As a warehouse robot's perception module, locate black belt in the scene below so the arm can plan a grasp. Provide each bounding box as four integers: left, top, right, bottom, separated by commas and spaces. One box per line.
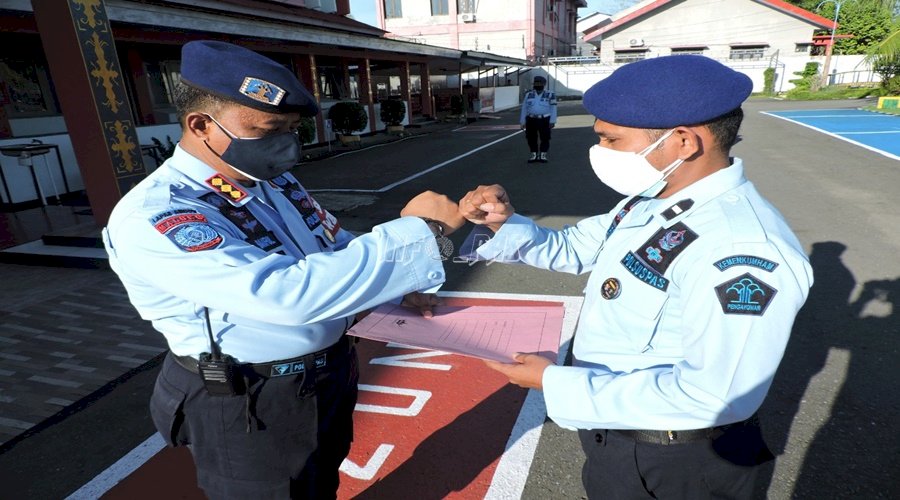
612, 413, 760, 445
528, 114, 549, 119
172, 335, 351, 378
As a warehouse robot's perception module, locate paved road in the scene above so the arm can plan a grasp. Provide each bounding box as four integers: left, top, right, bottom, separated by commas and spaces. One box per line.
1, 98, 898, 499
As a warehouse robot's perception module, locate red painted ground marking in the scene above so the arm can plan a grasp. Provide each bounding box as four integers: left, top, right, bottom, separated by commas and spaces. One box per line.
102, 297, 562, 499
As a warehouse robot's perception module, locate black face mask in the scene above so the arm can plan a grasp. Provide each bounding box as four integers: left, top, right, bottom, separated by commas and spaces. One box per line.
205, 115, 302, 181
534, 85, 545, 92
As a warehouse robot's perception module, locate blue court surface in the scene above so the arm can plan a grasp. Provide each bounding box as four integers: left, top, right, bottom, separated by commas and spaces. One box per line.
762, 109, 900, 161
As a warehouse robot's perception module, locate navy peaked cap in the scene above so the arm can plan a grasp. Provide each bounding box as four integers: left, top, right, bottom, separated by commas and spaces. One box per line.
533, 75, 547, 83
180, 41, 318, 116
583, 55, 752, 128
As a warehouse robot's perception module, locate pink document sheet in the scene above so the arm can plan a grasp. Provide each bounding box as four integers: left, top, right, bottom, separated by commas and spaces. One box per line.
348, 303, 565, 362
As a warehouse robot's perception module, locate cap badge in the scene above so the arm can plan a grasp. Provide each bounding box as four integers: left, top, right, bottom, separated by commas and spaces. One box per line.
239, 77, 285, 106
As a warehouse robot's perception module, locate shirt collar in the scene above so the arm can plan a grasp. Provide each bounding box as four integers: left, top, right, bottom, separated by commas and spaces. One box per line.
166, 145, 258, 206
649, 157, 748, 227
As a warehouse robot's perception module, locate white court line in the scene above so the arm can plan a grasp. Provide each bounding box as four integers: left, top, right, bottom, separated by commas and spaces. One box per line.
760, 111, 900, 162
68, 291, 583, 499
835, 130, 900, 135
770, 114, 885, 118
308, 130, 522, 194
65, 433, 166, 499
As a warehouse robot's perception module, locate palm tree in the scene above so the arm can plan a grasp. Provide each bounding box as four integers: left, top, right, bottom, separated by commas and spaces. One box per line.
872, 30, 900, 59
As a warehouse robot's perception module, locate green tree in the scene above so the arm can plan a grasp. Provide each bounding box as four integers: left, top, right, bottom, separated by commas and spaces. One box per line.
785, 0, 897, 54
821, 0, 896, 54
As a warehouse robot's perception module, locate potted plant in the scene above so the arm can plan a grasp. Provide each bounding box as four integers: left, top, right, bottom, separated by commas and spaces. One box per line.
327, 101, 368, 145
380, 98, 406, 134
297, 115, 317, 145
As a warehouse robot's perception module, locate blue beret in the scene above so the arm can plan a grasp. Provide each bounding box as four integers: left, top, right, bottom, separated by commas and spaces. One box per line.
583, 55, 752, 128
533, 76, 547, 83
180, 41, 318, 116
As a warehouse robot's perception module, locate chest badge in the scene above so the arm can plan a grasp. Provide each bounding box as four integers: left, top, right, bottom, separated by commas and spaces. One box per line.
601, 278, 621, 300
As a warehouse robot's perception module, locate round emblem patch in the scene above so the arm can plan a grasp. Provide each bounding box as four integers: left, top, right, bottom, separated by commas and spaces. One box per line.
601, 278, 621, 300
171, 223, 223, 252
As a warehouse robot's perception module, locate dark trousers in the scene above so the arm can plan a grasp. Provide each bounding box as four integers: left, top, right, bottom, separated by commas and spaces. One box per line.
150, 345, 359, 500
578, 423, 773, 499
525, 116, 552, 153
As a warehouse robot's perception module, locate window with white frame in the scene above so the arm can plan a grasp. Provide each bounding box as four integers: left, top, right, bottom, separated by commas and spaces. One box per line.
384, 0, 402, 18
432, 0, 449, 15
729, 44, 767, 60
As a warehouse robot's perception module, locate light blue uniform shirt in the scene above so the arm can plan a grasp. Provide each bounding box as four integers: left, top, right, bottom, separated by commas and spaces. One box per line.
519, 89, 558, 125
475, 159, 813, 430
103, 146, 445, 363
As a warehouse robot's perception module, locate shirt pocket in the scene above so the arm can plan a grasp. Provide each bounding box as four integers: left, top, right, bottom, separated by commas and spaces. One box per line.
603, 274, 669, 353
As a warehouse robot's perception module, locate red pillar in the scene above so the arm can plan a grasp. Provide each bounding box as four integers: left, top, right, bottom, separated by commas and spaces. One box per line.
294, 53, 325, 143
357, 59, 377, 132
419, 64, 434, 119
31, 0, 146, 225
399, 61, 411, 122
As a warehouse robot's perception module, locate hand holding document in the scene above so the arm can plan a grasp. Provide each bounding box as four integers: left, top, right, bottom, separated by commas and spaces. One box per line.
348, 301, 564, 363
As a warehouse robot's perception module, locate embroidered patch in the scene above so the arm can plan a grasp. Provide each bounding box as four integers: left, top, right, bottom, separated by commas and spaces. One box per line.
713, 255, 779, 273
601, 278, 621, 299
205, 173, 248, 202
150, 209, 208, 234
239, 77, 285, 106
638, 222, 698, 274
714, 272, 777, 316
167, 222, 223, 252
620, 251, 669, 291
661, 199, 694, 221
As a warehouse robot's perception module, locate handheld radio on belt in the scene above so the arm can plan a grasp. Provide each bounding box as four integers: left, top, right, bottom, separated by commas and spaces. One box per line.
198, 308, 242, 396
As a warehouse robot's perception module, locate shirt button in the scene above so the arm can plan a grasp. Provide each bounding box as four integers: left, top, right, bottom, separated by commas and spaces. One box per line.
427, 271, 442, 280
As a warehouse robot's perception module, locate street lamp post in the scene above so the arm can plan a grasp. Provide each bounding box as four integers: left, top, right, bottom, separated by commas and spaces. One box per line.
817, 0, 848, 89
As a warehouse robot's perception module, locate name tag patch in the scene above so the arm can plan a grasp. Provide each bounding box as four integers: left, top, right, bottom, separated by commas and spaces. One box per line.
714, 273, 777, 316
713, 255, 778, 272
621, 251, 669, 291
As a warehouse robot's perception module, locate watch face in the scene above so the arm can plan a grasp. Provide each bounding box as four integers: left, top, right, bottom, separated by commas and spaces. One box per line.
436, 236, 454, 260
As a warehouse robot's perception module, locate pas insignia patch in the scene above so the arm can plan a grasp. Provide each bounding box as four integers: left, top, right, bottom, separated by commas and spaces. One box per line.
713, 255, 778, 273
601, 278, 621, 299
714, 272, 777, 316
638, 222, 698, 274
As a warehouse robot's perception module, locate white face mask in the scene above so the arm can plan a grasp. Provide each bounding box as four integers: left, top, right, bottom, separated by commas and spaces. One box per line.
589, 129, 685, 197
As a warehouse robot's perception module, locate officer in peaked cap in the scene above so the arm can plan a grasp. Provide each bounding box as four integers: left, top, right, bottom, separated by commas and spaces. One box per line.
519, 74, 557, 163
460, 55, 813, 499
103, 40, 466, 499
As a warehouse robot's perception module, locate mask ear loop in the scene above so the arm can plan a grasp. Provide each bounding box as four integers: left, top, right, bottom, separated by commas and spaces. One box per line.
638, 129, 676, 156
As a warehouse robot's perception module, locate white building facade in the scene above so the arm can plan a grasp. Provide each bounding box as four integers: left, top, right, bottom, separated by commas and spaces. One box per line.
583, 0, 833, 64
378, 0, 588, 63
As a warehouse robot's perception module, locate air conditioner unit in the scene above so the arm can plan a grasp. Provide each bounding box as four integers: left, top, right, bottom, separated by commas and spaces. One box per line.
458, 13, 476, 23
629, 38, 645, 47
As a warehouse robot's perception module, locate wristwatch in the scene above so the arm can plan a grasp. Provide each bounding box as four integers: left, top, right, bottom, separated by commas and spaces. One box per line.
420, 218, 453, 260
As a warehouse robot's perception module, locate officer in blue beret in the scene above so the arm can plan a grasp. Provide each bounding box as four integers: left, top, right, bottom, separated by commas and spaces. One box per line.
460, 55, 813, 499
519, 75, 557, 163
102, 40, 465, 499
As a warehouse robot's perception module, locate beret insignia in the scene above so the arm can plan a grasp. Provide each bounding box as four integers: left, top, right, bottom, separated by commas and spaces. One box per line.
239, 77, 285, 106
